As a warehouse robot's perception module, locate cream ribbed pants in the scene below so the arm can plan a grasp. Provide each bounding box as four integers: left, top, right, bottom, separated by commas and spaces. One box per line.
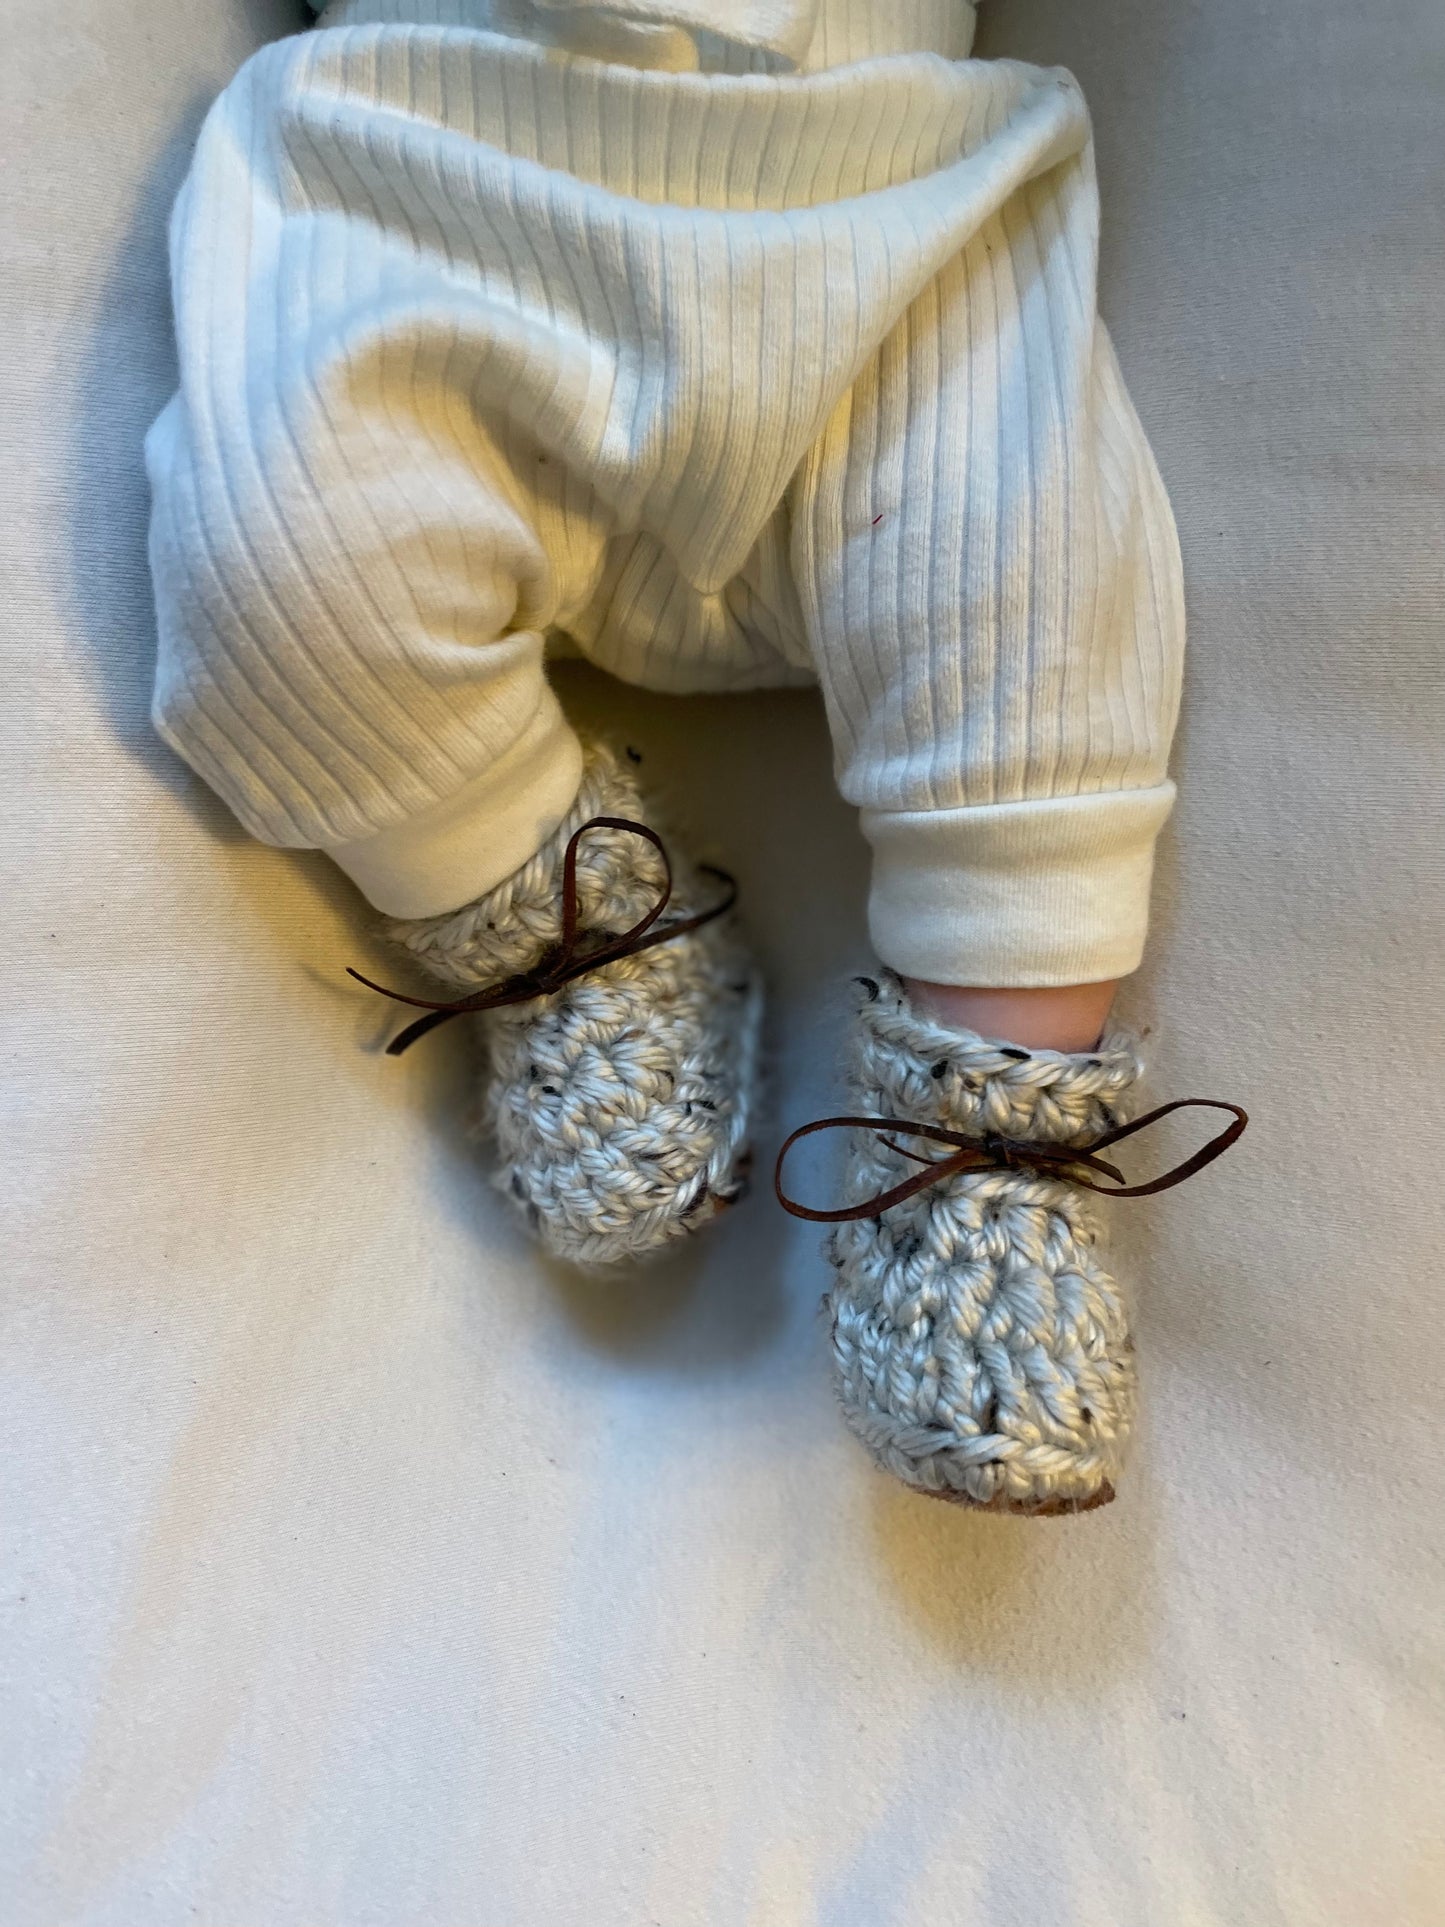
146, 1, 1185, 985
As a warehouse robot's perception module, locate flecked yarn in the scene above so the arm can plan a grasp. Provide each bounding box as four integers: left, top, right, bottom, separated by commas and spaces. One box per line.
387, 745, 762, 1267
826, 973, 1143, 1513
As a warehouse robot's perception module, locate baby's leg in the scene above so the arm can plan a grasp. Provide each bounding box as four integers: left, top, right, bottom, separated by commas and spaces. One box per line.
146, 54, 761, 1262
146, 62, 586, 918
788, 89, 1186, 1508
792, 118, 1183, 1033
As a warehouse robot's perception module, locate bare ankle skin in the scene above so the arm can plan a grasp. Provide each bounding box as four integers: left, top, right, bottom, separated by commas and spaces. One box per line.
899, 979, 1121, 1054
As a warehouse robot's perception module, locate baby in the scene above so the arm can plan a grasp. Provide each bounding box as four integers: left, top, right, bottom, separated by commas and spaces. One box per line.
148, 0, 1227, 1513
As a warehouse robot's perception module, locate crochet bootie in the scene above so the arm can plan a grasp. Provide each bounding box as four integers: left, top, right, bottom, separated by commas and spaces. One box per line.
385, 746, 762, 1267
821, 974, 1143, 1513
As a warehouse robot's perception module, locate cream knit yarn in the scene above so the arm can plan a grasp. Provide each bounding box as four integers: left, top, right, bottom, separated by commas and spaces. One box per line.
826, 974, 1143, 1513
386, 745, 762, 1267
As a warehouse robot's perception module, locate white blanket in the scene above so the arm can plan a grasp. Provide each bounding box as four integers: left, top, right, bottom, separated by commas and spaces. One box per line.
3, 1, 1442, 1920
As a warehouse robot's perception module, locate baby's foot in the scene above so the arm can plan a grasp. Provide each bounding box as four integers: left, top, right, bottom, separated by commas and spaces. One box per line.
818, 974, 1141, 1512
384, 745, 761, 1268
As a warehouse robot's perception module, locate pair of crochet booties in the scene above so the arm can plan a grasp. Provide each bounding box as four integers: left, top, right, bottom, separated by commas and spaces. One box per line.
370, 746, 1158, 1515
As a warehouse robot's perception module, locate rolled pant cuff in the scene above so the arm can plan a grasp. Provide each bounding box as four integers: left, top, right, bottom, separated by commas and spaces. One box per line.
861, 782, 1177, 987
324, 702, 585, 919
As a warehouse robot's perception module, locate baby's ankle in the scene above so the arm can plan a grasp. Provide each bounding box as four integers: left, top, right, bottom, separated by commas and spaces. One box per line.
899, 978, 1121, 1054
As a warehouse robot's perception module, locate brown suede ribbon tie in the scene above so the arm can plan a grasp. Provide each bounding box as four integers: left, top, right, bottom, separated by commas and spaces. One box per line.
348, 815, 737, 1057
774, 1096, 1249, 1222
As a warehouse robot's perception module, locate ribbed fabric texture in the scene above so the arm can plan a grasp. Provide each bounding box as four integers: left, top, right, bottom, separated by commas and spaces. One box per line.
314, 0, 979, 72
147, 0, 1184, 983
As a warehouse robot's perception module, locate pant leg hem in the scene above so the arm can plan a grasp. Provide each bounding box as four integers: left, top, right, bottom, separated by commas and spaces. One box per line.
861, 782, 1176, 987
324, 700, 585, 918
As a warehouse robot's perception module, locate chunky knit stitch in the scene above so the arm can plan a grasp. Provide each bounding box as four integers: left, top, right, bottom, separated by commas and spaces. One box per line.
826, 974, 1142, 1513
389, 746, 762, 1266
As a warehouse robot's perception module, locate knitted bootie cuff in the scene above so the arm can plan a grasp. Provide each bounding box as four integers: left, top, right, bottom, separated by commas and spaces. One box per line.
384, 743, 673, 990
849, 971, 1142, 1147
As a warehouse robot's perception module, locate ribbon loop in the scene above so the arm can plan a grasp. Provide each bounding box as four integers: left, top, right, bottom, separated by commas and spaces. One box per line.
774, 1097, 1247, 1222
348, 816, 737, 1056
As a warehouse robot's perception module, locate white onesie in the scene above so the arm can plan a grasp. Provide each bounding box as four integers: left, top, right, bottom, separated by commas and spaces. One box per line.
146, 0, 1183, 985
